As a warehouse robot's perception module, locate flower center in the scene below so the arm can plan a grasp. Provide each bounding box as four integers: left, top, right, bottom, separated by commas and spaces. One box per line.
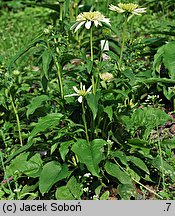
78, 89, 87, 96
79, 11, 105, 21
118, 3, 138, 12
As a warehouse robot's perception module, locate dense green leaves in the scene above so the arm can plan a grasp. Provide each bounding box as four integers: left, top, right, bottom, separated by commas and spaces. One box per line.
122, 107, 171, 139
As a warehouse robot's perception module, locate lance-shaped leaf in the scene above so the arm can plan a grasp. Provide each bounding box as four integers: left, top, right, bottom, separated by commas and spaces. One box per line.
105, 160, 131, 184
27, 95, 49, 118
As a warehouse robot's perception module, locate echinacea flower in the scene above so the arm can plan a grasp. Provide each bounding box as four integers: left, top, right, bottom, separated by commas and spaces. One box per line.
100, 72, 114, 82
109, 3, 146, 16
65, 83, 92, 103
70, 11, 111, 32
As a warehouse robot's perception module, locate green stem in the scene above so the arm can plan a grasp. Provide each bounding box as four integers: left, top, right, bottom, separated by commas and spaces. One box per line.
90, 27, 96, 94
10, 93, 23, 147
119, 17, 127, 70
82, 99, 89, 143
59, 3, 63, 21
53, 38, 64, 100
55, 59, 64, 100
90, 27, 93, 62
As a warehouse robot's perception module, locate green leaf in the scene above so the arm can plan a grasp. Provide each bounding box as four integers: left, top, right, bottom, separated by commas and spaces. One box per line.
104, 161, 131, 184
86, 92, 100, 120
153, 44, 164, 74
104, 106, 113, 121
67, 176, 83, 199
126, 168, 140, 182
153, 41, 175, 79
163, 41, 175, 79
117, 184, 136, 200
111, 150, 128, 166
72, 139, 106, 177
39, 161, 70, 194
55, 186, 74, 200
6, 152, 42, 178
127, 156, 150, 174
0, 189, 5, 199
100, 191, 110, 200
7, 39, 44, 70
59, 140, 73, 161
28, 113, 63, 143
19, 182, 39, 199
55, 176, 83, 200
27, 95, 49, 118
95, 185, 103, 196
42, 49, 52, 80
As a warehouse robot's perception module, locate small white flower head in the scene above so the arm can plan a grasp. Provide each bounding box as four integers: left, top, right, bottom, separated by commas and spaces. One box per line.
65, 83, 92, 103
100, 72, 114, 82
70, 11, 111, 32
109, 3, 146, 16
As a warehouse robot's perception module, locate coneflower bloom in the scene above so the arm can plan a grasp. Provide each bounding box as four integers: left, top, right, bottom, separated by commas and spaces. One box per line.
109, 3, 146, 16
70, 11, 111, 32
100, 72, 114, 82
65, 83, 92, 103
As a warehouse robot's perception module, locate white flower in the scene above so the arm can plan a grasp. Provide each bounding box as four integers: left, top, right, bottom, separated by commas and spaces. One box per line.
109, 3, 146, 16
100, 72, 114, 82
65, 83, 92, 103
70, 11, 111, 32
84, 173, 91, 178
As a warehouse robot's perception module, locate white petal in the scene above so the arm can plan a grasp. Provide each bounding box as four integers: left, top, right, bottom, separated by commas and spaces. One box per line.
134, 8, 146, 13
85, 21, 92, 29
73, 86, 79, 93
70, 22, 77, 31
109, 4, 124, 13
102, 18, 111, 26
74, 21, 86, 32
94, 20, 99, 27
65, 93, 78, 97
78, 96, 83, 103
87, 86, 92, 93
